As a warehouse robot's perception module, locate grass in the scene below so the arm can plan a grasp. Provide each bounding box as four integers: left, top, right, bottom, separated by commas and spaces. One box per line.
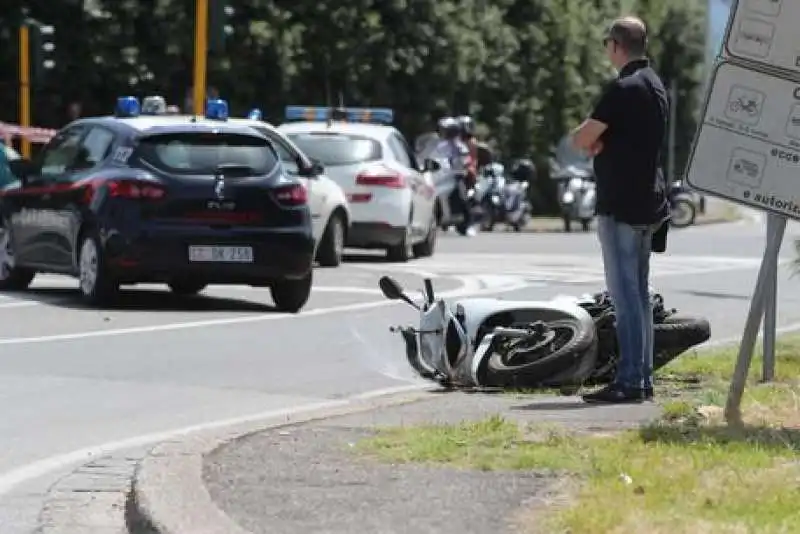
355, 335, 800, 534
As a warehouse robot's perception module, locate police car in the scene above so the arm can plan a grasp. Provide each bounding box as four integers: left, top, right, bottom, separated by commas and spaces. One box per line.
278, 106, 439, 262
0, 96, 316, 312
226, 110, 350, 267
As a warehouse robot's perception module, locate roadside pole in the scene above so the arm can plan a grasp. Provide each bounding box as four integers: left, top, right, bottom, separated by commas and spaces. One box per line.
18, 23, 31, 159
193, 0, 209, 116
684, 0, 796, 424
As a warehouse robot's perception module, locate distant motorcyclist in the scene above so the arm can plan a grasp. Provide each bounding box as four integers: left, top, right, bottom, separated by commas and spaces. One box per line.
435, 117, 470, 171
457, 115, 493, 174
435, 117, 475, 236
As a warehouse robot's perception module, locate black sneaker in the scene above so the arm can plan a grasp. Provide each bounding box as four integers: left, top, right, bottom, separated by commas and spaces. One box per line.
643, 386, 654, 401
582, 384, 644, 404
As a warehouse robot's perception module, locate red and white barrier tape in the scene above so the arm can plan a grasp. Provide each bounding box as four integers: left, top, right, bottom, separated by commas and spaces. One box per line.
0, 122, 57, 144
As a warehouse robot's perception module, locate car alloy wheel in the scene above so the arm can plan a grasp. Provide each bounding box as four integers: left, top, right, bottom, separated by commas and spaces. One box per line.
79, 238, 100, 296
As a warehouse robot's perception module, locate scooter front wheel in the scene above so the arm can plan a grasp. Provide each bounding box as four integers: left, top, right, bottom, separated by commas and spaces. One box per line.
485, 318, 597, 387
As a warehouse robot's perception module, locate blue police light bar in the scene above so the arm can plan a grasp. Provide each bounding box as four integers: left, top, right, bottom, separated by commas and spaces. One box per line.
247, 108, 262, 120
115, 96, 140, 118
284, 106, 393, 125
205, 99, 229, 121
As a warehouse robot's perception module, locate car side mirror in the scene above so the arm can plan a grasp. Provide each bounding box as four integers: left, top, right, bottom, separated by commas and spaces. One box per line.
423, 159, 441, 172
299, 159, 324, 178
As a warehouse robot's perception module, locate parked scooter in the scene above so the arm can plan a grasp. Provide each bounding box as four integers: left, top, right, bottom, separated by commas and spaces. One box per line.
550, 136, 596, 232
476, 163, 531, 232
476, 163, 505, 231
379, 275, 710, 390
669, 179, 697, 228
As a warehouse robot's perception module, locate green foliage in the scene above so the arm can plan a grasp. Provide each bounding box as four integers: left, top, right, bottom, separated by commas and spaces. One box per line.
0, 0, 707, 213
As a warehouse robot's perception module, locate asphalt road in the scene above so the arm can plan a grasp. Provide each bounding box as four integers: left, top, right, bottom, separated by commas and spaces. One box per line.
2, 215, 800, 532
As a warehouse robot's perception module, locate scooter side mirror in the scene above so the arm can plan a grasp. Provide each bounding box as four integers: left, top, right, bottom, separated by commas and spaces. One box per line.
379, 276, 419, 309
379, 276, 404, 300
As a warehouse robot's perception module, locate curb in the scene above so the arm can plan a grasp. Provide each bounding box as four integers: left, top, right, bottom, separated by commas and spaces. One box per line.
520, 212, 742, 234
129, 389, 436, 534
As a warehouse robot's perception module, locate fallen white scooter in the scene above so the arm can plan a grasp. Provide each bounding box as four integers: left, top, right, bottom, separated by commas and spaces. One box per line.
379, 276, 710, 390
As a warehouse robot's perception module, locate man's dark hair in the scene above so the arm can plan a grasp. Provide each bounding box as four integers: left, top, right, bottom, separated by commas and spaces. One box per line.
606, 16, 648, 57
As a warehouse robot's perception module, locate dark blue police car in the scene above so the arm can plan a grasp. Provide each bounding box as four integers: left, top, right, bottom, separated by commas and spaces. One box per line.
0, 97, 317, 312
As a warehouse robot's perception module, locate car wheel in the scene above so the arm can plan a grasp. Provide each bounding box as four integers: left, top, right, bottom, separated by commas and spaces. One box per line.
316, 212, 345, 267
412, 215, 437, 258
271, 271, 312, 313
386, 214, 412, 262
0, 221, 35, 291
78, 231, 118, 305
168, 280, 207, 296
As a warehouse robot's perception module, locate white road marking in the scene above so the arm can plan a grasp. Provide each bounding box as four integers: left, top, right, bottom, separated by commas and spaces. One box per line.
0, 276, 533, 346
0, 301, 38, 309
307, 286, 382, 295
0, 383, 429, 497
354, 253, 771, 284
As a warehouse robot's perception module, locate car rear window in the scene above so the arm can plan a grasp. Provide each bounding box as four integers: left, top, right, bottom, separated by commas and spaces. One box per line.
286, 132, 381, 166
137, 132, 278, 175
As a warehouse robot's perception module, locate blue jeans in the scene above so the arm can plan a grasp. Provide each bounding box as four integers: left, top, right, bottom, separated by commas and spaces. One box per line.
597, 215, 654, 390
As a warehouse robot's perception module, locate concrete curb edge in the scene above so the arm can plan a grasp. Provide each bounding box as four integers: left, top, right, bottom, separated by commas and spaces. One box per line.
129, 389, 436, 534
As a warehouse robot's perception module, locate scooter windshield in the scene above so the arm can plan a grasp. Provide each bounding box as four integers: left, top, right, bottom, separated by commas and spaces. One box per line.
554, 135, 592, 172
418, 300, 450, 376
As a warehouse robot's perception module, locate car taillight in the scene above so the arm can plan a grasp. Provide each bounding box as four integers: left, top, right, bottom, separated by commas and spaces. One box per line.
356, 167, 406, 189
107, 180, 166, 200
274, 184, 307, 206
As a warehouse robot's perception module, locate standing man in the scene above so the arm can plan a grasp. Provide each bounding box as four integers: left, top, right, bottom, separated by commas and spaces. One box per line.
571, 16, 670, 404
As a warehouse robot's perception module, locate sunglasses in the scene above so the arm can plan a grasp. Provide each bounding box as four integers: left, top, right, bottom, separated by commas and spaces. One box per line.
603, 37, 616, 47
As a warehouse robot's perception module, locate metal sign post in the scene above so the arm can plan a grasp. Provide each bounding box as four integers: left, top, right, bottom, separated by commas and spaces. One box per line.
684, 0, 799, 424
723, 213, 785, 424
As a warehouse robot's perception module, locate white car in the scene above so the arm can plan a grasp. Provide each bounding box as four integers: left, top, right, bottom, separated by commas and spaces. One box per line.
225, 117, 352, 267
278, 106, 439, 262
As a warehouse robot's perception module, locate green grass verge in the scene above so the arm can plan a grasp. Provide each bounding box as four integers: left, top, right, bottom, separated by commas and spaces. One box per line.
356, 335, 800, 534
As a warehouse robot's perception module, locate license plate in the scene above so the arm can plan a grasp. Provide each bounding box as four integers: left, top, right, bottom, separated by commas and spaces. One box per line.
188, 246, 254, 263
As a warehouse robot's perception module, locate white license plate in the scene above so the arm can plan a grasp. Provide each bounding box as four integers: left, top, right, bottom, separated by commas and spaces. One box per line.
188, 246, 254, 263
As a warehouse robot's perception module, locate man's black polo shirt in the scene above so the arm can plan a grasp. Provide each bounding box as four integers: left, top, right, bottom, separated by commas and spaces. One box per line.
591, 59, 668, 226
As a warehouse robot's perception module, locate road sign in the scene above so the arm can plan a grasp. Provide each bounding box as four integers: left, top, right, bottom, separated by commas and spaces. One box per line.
687, 61, 800, 219
685, 0, 796, 425
725, 0, 800, 74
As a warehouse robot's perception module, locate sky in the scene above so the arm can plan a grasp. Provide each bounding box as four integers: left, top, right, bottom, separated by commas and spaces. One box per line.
707, 0, 734, 66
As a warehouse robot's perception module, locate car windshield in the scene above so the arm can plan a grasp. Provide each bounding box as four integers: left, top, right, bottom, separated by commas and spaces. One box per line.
287, 132, 381, 166
137, 132, 278, 175
554, 135, 592, 169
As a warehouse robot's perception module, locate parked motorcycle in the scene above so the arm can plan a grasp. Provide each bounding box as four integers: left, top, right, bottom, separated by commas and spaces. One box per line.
550, 136, 596, 232
379, 275, 710, 390
669, 179, 697, 228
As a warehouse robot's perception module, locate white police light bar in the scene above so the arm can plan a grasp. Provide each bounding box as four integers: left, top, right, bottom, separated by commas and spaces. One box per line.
247, 108, 262, 120
205, 99, 229, 121
141, 96, 167, 115
284, 106, 393, 125
115, 96, 141, 118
